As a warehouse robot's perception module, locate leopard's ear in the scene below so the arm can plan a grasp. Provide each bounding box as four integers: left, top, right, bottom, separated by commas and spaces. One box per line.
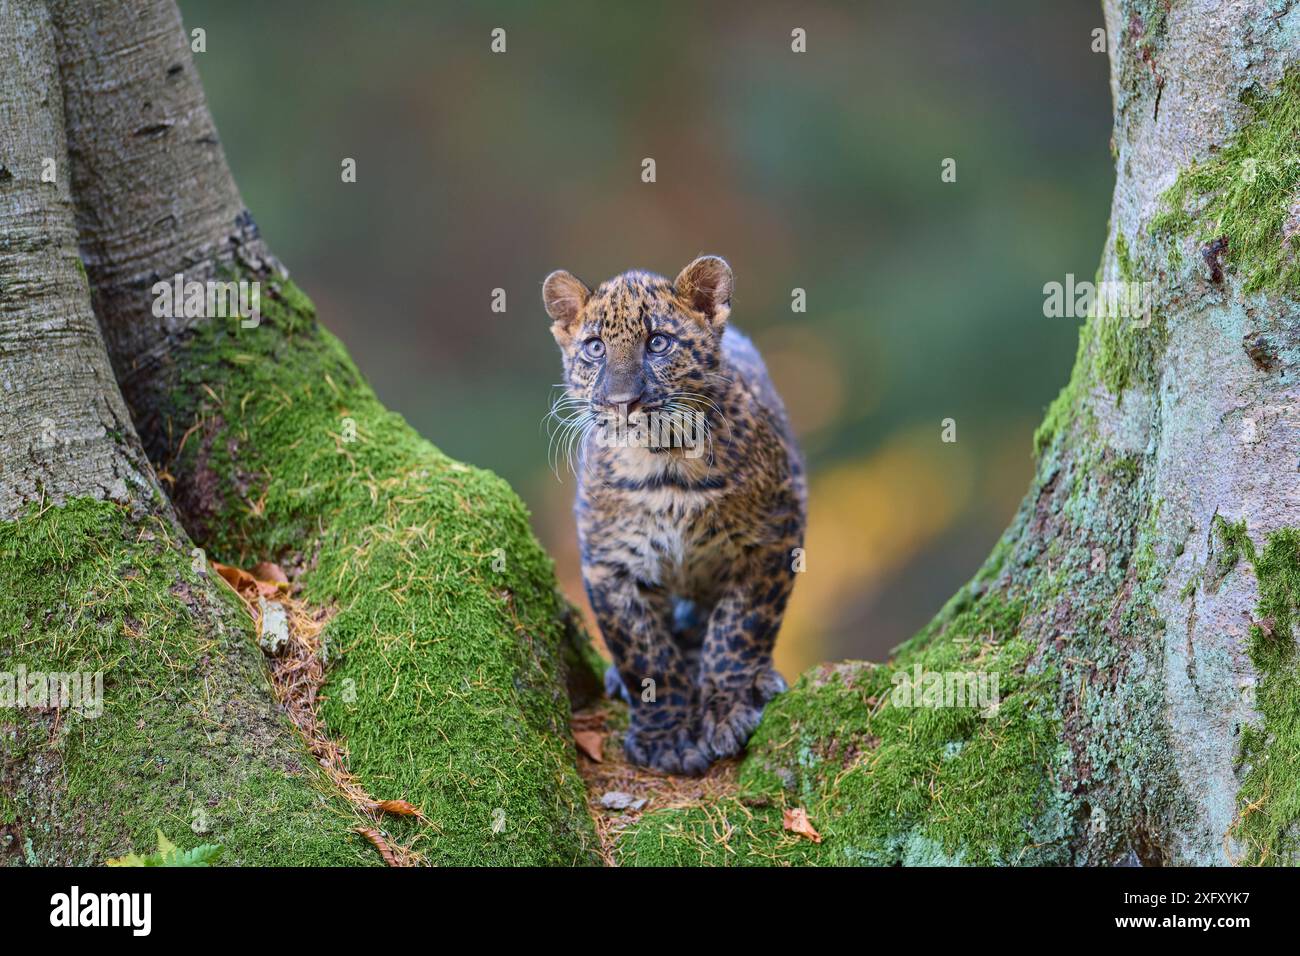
674, 255, 732, 328
542, 270, 590, 342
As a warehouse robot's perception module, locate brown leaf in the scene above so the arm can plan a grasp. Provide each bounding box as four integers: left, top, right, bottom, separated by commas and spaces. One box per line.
783, 807, 822, 843
212, 560, 289, 607
355, 826, 403, 867
254, 580, 286, 600
212, 561, 253, 592
253, 561, 289, 584
369, 799, 422, 818
574, 729, 605, 762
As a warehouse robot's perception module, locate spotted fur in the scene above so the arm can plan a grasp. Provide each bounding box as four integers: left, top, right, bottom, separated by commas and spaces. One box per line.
543, 256, 806, 775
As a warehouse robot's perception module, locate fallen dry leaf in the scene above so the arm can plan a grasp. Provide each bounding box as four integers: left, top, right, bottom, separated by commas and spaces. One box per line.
252, 561, 289, 584
355, 826, 405, 867
783, 807, 822, 843
574, 729, 605, 762
212, 561, 251, 592
212, 560, 288, 603
367, 799, 423, 818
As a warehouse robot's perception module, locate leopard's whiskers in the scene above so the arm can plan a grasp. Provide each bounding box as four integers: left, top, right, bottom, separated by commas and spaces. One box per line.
668, 389, 734, 463
543, 388, 593, 480
660, 397, 713, 466
566, 411, 601, 480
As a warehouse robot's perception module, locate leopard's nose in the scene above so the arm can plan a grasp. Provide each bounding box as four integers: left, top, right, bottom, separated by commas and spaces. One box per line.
606, 390, 643, 412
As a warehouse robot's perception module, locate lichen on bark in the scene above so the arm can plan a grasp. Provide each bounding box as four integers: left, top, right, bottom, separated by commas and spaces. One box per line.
1206, 518, 1300, 864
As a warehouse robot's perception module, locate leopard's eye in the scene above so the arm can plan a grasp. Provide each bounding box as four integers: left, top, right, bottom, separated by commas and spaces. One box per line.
581, 338, 605, 361
647, 333, 672, 354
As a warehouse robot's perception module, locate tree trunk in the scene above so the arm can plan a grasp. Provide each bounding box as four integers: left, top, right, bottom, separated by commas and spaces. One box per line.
45, 0, 602, 865
48, 0, 274, 463
1, 0, 372, 866
0, 0, 147, 517
614, 0, 1300, 866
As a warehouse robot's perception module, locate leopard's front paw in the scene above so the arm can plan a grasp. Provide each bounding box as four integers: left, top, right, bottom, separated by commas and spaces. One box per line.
698, 669, 787, 760
754, 667, 788, 702
698, 693, 763, 761
624, 722, 710, 776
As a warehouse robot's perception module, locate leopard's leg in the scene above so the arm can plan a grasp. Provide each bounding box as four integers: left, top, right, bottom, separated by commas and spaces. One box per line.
584, 562, 709, 775
695, 547, 797, 761
604, 597, 702, 702
671, 597, 706, 682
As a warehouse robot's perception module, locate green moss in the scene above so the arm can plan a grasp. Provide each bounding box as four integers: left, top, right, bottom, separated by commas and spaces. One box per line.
162, 276, 597, 864
614, 800, 799, 866
1107, 455, 1141, 483
1214, 514, 1257, 567
1133, 496, 1162, 580
1150, 70, 1300, 293
618, 597, 1065, 866
1210, 513, 1256, 591
0, 499, 371, 866
1090, 297, 1167, 400
1034, 239, 1168, 451
1032, 252, 1157, 456
1034, 328, 1092, 457
1114, 232, 1135, 281
1202, 516, 1300, 862
1034, 377, 1079, 457
1231, 527, 1300, 864
1092, 231, 1169, 395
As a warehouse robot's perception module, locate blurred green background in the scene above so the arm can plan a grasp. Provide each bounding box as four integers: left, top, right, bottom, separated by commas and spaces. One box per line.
180, 0, 1112, 676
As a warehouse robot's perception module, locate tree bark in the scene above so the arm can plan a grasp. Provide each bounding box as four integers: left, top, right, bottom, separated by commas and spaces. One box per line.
1087, 0, 1300, 866
45, 0, 602, 865
1, 0, 372, 866
48, 0, 272, 463
0, 0, 148, 517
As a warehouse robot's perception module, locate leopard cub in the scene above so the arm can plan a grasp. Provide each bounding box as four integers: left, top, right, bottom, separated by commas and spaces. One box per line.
543, 256, 806, 775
